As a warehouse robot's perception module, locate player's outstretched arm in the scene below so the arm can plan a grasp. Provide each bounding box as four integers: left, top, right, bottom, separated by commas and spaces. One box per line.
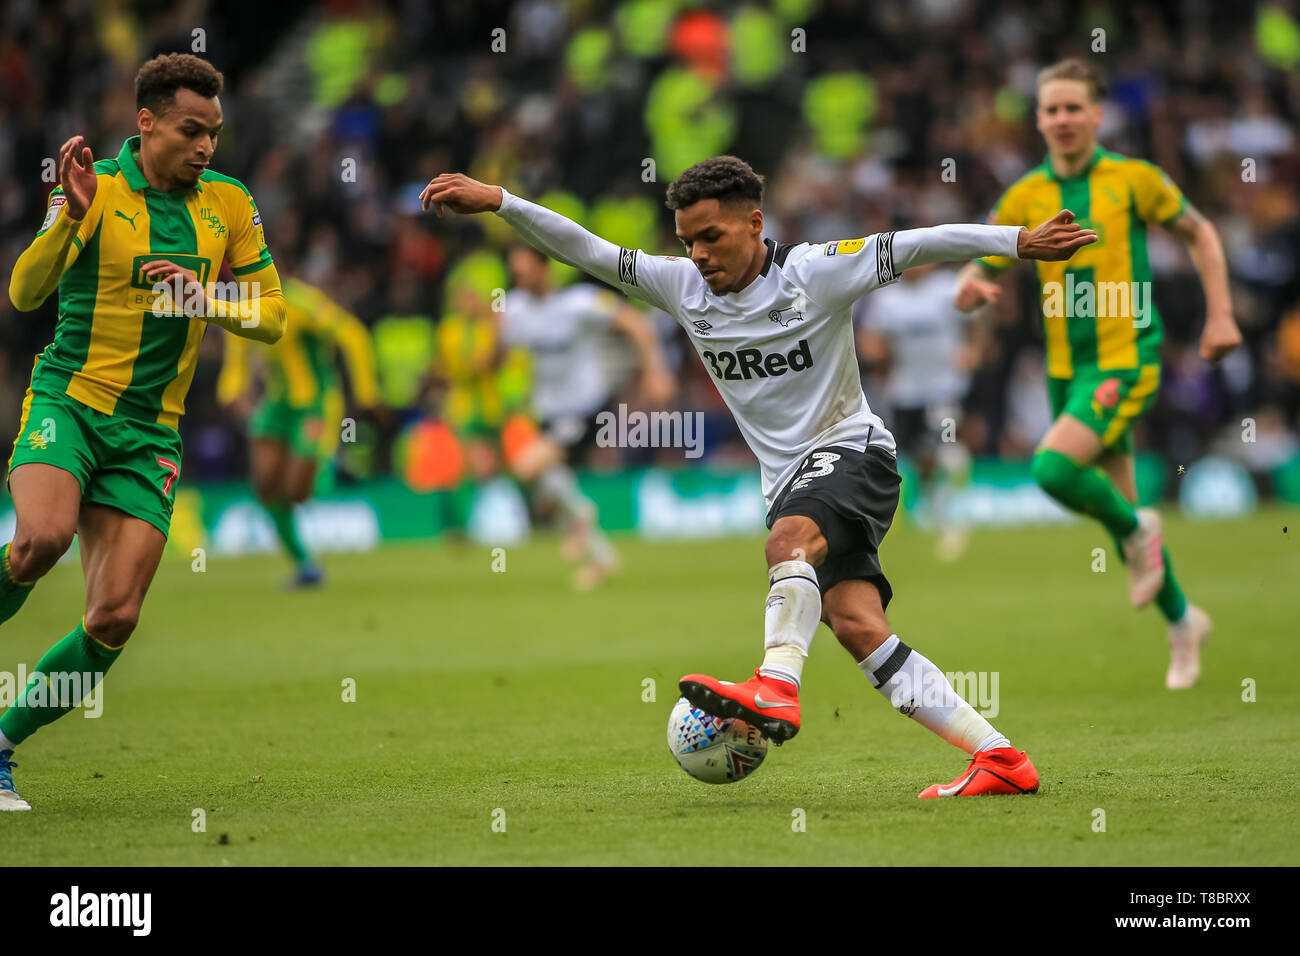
9, 136, 98, 311
1162, 204, 1242, 362
421, 173, 652, 303
812, 211, 1096, 315
948, 210, 1096, 312
895, 209, 1096, 272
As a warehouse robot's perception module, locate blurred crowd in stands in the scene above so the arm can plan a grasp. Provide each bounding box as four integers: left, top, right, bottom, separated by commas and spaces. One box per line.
3, 0, 1299, 489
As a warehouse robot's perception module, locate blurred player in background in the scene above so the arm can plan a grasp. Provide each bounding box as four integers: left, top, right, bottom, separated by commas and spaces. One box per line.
855, 261, 975, 561
424, 284, 536, 537
503, 244, 675, 588
421, 157, 1095, 797
0, 55, 285, 809
954, 58, 1243, 689
218, 270, 381, 587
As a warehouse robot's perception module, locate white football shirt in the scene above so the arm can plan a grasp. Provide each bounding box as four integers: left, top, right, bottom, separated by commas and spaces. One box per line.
496, 188, 1021, 507
854, 269, 973, 410
503, 284, 618, 420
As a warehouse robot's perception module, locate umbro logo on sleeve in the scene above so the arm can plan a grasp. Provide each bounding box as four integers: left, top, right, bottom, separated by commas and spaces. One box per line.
618, 246, 638, 286
877, 231, 897, 284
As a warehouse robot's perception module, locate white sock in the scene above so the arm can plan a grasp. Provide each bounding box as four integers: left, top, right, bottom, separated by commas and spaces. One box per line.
536, 465, 613, 564
0, 729, 16, 753
858, 634, 1011, 754
758, 560, 821, 690
536, 465, 593, 522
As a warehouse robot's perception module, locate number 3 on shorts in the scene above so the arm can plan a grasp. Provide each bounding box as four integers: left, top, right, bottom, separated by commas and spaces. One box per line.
157, 456, 179, 496
791, 451, 840, 491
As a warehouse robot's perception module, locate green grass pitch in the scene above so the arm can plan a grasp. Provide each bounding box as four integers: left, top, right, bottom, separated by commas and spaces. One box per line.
3, 508, 1297, 865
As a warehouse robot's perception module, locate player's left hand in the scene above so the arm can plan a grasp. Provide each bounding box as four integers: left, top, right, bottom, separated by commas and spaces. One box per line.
1199, 313, 1243, 362
142, 260, 208, 315
1017, 209, 1098, 261
419, 173, 504, 216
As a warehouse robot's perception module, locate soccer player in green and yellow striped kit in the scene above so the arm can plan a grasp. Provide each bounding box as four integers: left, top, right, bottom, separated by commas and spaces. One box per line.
218, 275, 381, 586
0, 54, 285, 809
954, 58, 1242, 689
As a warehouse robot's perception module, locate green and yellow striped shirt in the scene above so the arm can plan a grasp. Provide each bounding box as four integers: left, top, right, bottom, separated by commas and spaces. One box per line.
19, 135, 281, 429
979, 145, 1186, 379
218, 277, 380, 410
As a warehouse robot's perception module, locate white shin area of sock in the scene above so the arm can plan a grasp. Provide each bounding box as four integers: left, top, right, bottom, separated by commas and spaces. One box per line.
536, 464, 614, 563
758, 560, 821, 689
0, 729, 16, 753
536, 465, 594, 524
858, 634, 1010, 754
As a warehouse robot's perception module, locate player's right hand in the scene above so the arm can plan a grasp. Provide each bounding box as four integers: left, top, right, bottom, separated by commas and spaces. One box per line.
419, 173, 504, 217
58, 135, 97, 221
1017, 209, 1098, 261
954, 274, 1002, 312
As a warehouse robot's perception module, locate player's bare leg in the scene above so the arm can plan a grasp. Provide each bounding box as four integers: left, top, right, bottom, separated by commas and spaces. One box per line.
251, 437, 287, 503
823, 578, 1037, 797
0, 464, 82, 809
0, 502, 164, 809
1096, 446, 1136, 503
512, 434, 617, 590
284, 455, 318, 506
2, 464, 82, 624
680, 516, 824, 743
78, 504, 167, 649
252, 438, 320, 587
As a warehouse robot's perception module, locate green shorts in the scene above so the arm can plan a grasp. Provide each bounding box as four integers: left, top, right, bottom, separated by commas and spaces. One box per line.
1047, 364, 1161, 455
6, 390, 182, 537
250, 398, 327, 459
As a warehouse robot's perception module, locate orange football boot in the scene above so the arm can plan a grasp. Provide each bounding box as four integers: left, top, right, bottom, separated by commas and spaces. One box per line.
678, 669, 800, 744
917, 747, 1039, 798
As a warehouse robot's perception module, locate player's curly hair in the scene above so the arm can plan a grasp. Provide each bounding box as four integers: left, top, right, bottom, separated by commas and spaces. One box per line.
135, 54, 224, 114
664, 156, 765, 211
1037, 58, 1107, 103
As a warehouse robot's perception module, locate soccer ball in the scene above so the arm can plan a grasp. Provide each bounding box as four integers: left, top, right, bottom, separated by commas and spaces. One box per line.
666, 697, 769, 784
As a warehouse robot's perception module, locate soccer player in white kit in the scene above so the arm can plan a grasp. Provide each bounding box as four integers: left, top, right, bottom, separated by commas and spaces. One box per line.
503, 244, 675, 588
855, 262, 977, 561
421, 156, 1096, 797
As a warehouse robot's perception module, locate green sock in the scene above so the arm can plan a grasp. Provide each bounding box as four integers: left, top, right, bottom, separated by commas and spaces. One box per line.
1154, 547, 1188, 623
266, 504, 309, 567
1104, 523, 1190, 627
0, 542, 36, 627
1031, 449, 1140, 541
0, 620, 122, 746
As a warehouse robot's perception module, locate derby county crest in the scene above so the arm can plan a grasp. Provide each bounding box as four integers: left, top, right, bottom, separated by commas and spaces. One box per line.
768, 306, 804, 327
